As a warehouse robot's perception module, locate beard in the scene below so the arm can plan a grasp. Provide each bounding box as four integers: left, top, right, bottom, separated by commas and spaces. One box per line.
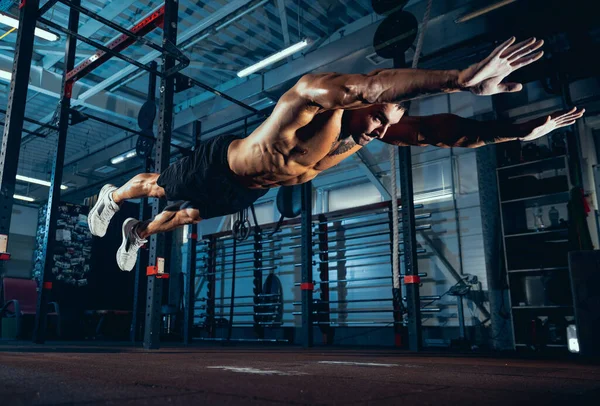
352, 133, 374, 146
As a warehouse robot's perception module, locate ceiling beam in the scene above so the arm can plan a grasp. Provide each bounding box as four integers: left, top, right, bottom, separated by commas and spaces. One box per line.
276, 0, 292, 62
188, 61, 239, 73
76, 0, 263, 104
40, 0, 139, 70
0, 45, 95, 58
0, 54, 142, 125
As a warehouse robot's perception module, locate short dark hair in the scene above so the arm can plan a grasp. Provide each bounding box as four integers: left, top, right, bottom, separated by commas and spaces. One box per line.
396, 101, 409, 111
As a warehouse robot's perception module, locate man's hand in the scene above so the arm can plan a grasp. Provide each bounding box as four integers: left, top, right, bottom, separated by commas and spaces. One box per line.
517, 108, 585, 142
458, 37, 544, 96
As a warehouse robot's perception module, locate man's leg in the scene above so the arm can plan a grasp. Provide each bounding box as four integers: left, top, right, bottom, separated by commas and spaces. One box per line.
116, 202, 201, 271
112, 173, 166, 203
136, 203, 202, 239
88, 173, 165, 238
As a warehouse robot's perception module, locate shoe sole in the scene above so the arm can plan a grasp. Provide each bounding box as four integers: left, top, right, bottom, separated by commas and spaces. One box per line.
117, 218, 136, 272
88, 184, 115, 238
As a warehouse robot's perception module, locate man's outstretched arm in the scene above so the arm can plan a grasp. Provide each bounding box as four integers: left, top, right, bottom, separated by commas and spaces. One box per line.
381, 108, 585, 148
295, 37, 544, 110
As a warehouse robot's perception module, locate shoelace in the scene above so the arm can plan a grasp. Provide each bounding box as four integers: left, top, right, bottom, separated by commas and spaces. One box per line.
122, 236, 147, 265
99, 197, 118, 222
128, 234, 147, 252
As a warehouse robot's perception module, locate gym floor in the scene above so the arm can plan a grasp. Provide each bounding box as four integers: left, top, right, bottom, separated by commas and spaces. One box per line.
1, 343, 599, 405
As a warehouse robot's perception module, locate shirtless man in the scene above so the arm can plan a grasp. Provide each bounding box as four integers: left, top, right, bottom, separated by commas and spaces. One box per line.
87, 37, 585, 271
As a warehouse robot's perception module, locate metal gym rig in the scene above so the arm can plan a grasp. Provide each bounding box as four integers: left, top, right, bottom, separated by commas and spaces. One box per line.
0, 0, 446, 351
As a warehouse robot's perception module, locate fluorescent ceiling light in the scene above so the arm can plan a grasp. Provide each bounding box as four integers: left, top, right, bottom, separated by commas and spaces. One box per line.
16, 175, 68, 190
455, 0, 518, 23
111, 149, 137, 165
14, 194, 34, 202
0, 69, 11, 81
238, 39, 309, 77
0, 13, 59, 41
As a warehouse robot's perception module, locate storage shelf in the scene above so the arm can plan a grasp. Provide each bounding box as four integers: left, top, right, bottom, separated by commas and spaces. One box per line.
497, 155, 566, 171
508, 267, 568, 274
501, 191, 569, 205
512, 305, 572, 310
504, 228, 568, 238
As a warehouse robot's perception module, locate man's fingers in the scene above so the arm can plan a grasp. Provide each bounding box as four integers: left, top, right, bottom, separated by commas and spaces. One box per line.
557, 107, 585, 121
510, 51, 544, 69
557, 120, 577, 128
491, 36, 516, 58
507, 40, 544, 62
502, 37, 536, 59
557, 113, 584, 125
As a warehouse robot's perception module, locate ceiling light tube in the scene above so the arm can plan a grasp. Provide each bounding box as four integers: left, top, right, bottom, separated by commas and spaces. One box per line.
455, 0, 518, 23
111, 149, 137, 165
0, 13, 59, 41
14, 194, 35, 202
237, 39, 309, 78
16, 174, 68, 190
0, 69, 11, 81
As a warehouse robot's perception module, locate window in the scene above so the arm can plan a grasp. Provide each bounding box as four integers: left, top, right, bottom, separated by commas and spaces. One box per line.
328, 182, 382, 212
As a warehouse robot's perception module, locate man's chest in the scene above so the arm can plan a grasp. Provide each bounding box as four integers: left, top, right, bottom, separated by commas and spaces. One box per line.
289, 110, 360, 168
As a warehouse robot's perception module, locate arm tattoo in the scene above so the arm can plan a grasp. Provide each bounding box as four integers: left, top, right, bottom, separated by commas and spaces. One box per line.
329, 138, 357, 156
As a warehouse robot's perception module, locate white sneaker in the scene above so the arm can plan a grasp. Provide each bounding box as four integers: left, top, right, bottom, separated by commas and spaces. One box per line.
116, 218, 147, 272
88, 184, 119, 237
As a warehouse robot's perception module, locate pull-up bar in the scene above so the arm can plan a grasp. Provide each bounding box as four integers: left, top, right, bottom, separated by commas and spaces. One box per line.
40, 0, 267, 121
68, 109, 192, 155
37, 3, 189, 84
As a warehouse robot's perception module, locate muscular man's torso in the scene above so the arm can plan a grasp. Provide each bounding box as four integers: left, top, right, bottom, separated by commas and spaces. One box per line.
228, 108, 362, 189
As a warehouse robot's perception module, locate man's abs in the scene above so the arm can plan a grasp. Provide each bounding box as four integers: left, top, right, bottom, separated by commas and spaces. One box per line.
227, 110, 360, 188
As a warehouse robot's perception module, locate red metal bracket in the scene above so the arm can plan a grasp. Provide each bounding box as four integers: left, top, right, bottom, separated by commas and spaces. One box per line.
300, 283, 314, 291
403, 275, 421, 284
146, 266, 170, 279
64, 80, 75, 98
66, 6, 165, 83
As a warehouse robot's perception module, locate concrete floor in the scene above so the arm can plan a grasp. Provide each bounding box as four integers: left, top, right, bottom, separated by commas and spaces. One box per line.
0, 342, 599, 405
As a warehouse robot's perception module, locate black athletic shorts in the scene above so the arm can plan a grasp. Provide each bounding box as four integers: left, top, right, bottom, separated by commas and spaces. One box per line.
156, 134, 268, 219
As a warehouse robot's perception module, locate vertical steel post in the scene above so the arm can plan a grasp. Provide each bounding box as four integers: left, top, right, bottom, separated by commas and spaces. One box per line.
131, 61, 158, 343
183, 121, 201, 344
206, 237, 217, 338
301, 181, 313, 348
398, 147, 422, 351
388, 203, 404, 347
317, 214, 332, 344
0, 0, 39, 286
144, 0, 178, 350
33, 0, 80, 344
253, 230, 264, 339
392, 50, 421, 352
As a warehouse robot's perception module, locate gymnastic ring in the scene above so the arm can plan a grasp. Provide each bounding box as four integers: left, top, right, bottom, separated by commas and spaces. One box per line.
232, 219, 251, 242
